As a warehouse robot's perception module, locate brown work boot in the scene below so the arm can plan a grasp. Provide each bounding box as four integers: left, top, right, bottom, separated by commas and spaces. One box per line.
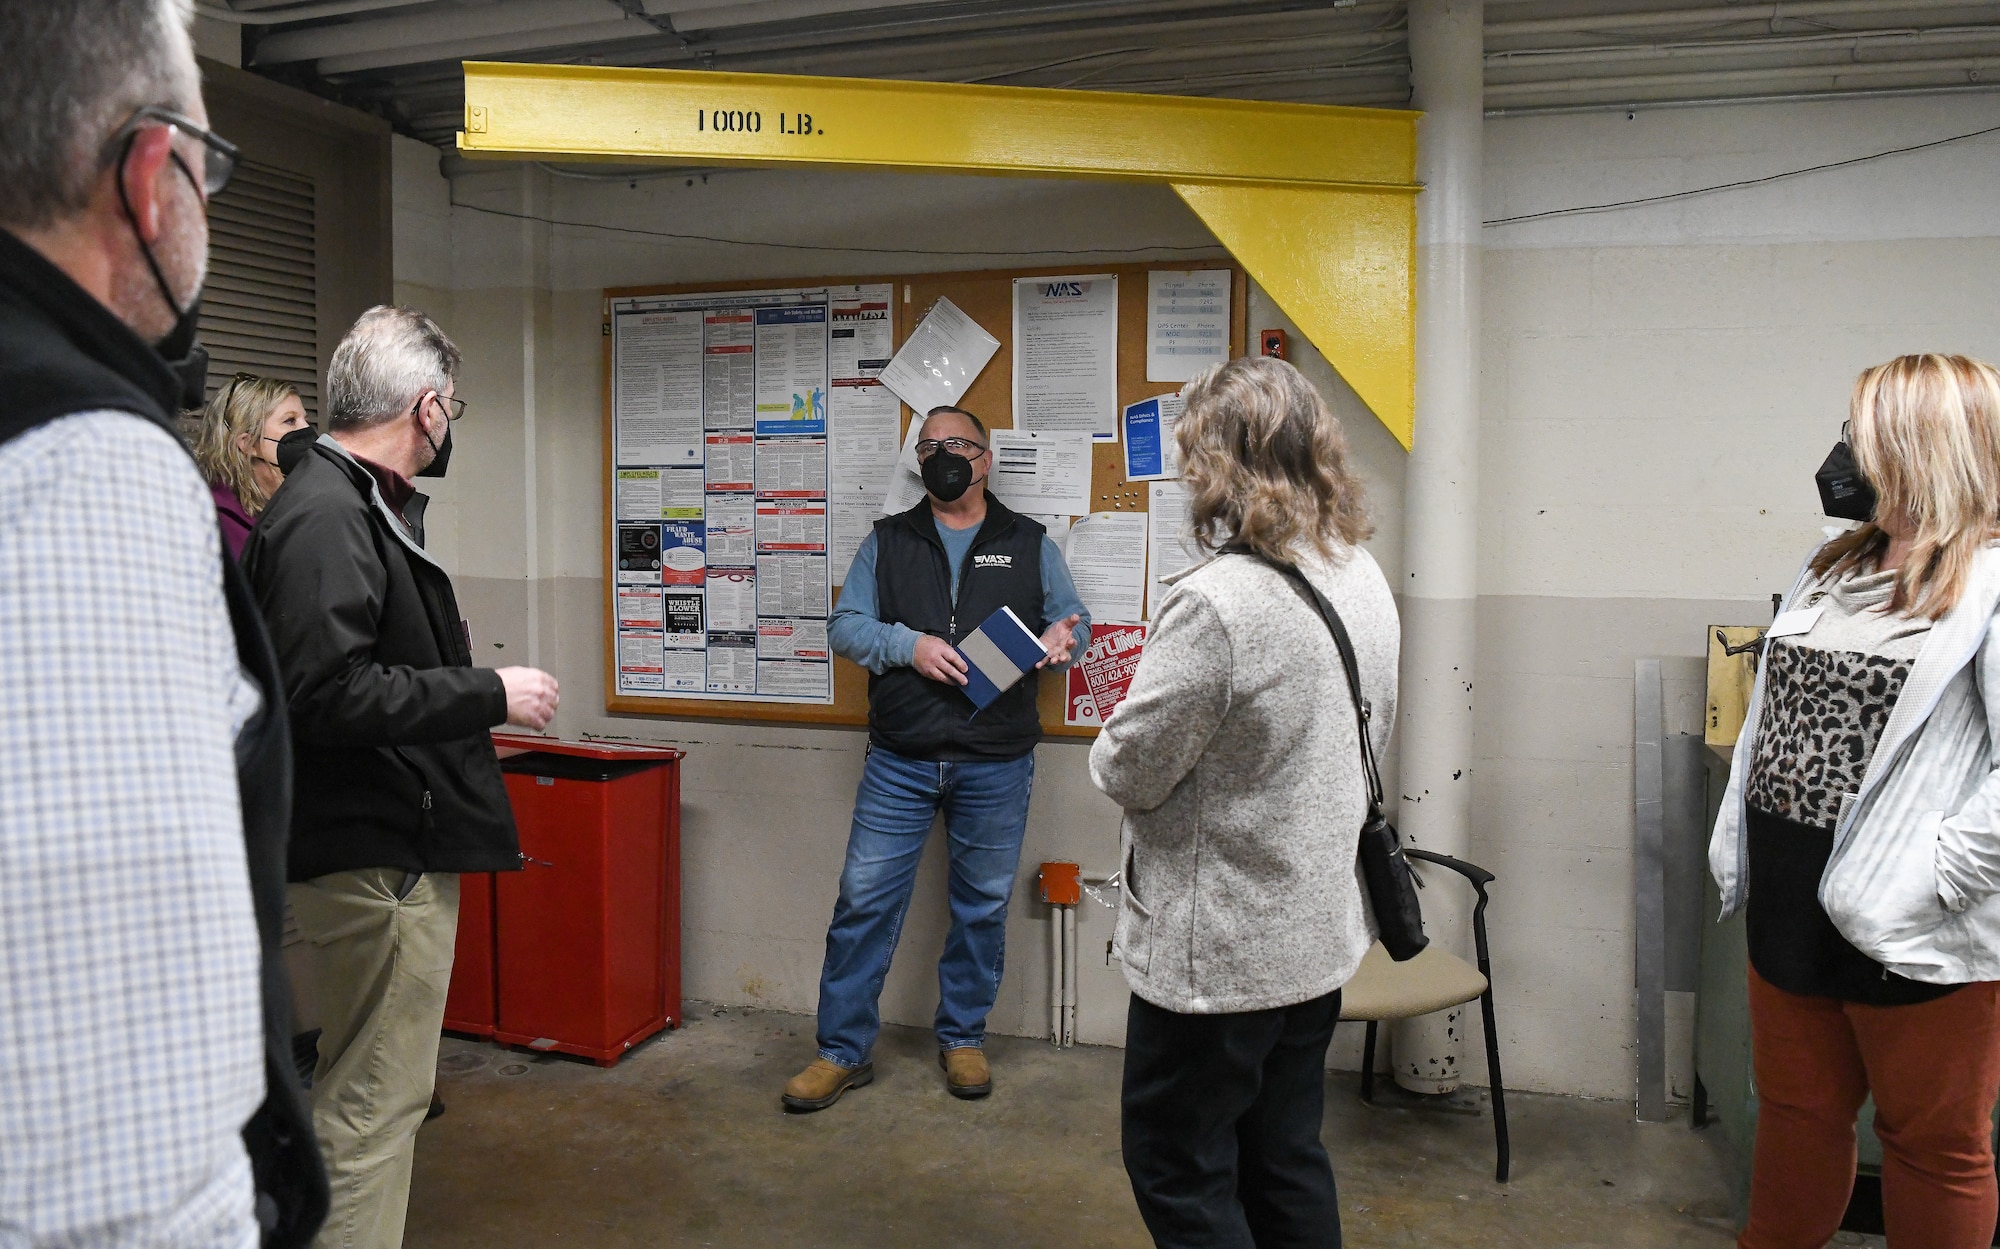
781, 1058, 872, 1113
940, 1046, 991, 1099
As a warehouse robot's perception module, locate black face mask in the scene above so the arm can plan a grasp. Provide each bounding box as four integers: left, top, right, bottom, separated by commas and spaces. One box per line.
416, 414, 452, 479
1816, 440, 1877, 522
274, 426, 318, 476
921, 450, 974, 503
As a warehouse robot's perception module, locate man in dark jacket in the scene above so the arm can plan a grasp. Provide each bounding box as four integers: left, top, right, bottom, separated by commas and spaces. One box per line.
243, 305, 558, 1249
0, 3, 326, 1245
782, 405, 1088, 1112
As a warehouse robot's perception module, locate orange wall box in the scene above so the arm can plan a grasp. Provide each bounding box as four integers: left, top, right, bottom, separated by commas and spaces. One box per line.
444, 734, 684, 1066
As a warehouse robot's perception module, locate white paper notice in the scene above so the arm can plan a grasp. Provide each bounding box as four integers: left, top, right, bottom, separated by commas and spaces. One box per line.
1065, 511, 1148, 624
987, 429, 1092, 516
706, 569, 758, 631
1013, 275, 1118, 439
880, 416, 928, 514
1146, 270, 1231, 383
828, 481, 883, 587
878, 297, 1000, 419
824, 284, 900, 588
756, 553, 829, 617
615, 310, 704, 465
829, 284, 895, 380
1146, 480, 1200, 619
615, 469, 663, 520
883, 468, 927, 516
704, 494, 755, 567
1029, 515, 1073, 552
755, 438, 828, 497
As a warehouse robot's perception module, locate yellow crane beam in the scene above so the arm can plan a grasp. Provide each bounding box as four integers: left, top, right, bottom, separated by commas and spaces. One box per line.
459, 62, 1420, 447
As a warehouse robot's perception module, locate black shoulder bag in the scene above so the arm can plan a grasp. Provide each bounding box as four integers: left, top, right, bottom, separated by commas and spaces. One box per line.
1230, 549, 1430, 962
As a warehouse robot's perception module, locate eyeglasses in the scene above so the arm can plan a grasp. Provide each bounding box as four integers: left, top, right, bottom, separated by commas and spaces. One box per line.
112, 106, 239, 200
1840, 419, 1853, 444
915, 437, 986, 459
414, 392, 467, 422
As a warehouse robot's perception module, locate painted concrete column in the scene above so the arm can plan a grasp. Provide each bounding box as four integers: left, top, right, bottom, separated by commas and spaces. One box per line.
1392, 0, 1484, 1096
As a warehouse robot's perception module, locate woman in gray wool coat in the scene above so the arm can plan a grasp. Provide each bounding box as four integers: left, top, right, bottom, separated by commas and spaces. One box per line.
1091, 354, 1398, 1249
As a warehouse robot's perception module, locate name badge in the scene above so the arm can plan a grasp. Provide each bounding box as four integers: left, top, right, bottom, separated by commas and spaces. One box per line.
1767, 604, 1825, 639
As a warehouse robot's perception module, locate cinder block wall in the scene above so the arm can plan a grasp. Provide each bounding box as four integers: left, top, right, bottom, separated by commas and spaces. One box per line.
386, 89, 2000, 1098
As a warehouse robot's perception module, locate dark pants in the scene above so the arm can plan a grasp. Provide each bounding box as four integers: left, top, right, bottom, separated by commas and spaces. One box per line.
1121, 989, 1343, 1249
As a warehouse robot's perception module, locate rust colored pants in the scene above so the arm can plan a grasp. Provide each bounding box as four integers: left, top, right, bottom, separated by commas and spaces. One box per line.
1742, 967, 2000, 1249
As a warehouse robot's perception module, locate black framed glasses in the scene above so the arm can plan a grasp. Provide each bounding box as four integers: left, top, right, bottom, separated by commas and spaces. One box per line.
111, 106, 239, 200
415, 392, 467, 422
915, 437, 985, 459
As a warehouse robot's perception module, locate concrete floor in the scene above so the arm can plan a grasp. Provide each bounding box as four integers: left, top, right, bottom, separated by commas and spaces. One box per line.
406, 1002, 1872, 1248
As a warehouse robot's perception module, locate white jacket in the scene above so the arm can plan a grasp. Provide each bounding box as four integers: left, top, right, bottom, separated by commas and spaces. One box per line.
1710, 542, 2000, 984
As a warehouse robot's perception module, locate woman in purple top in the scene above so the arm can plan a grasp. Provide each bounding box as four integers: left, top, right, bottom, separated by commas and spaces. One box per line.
188, 373, 310, 561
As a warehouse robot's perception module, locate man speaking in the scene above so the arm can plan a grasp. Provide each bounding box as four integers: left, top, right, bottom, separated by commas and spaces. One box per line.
783, 404, 1089, 1112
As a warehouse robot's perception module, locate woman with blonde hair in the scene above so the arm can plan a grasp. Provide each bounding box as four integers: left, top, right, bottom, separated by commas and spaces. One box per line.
1090, 355, 1396, 1248
1711, 353, 2000, 1248
188, 372, 309, 560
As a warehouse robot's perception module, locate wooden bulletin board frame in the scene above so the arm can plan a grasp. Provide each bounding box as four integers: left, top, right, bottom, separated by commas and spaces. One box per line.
603, 259, 1247, 733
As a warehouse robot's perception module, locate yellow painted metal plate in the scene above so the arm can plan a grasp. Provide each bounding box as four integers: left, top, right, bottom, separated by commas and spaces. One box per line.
1174, 182, 1416, 448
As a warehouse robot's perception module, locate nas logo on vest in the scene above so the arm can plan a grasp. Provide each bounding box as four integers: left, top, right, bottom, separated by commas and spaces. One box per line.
973, 553, 1014, 569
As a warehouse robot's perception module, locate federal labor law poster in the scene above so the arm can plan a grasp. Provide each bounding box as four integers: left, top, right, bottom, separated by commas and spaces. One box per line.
611, 283, 893, 705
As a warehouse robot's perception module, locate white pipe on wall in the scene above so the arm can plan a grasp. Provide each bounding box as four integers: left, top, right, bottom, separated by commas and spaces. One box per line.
1062, 905, 1078, 1048
1056, 908, 1072, 1040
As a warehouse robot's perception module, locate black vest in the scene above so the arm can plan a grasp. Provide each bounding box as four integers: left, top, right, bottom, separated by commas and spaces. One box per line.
0, 228, 328, 1247
869, 494, 1047, 761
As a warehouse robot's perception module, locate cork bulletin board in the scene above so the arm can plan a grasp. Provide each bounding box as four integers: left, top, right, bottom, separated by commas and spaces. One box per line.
602, 259, 1247, 734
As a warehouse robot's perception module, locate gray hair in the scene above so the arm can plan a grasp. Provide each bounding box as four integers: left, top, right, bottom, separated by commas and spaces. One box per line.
0, 0, 197, 230
327, 305, 462, 430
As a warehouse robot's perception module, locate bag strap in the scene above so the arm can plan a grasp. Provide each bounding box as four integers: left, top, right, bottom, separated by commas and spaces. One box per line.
1220, 546, 1385, 811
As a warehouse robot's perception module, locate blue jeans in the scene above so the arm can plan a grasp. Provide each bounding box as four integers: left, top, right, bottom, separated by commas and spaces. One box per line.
815, 745, 1035, 1067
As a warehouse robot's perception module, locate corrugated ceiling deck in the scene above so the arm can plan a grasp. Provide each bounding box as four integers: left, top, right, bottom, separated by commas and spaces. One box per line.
205, 0, 2000, 145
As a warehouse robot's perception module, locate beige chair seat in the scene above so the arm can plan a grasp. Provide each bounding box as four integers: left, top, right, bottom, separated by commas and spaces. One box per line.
1338, 940, 1489, 1022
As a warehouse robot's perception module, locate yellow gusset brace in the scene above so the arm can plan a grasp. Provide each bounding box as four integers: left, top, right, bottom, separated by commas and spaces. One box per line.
1171, 183, 1416, 448
459, 62, 1419, 448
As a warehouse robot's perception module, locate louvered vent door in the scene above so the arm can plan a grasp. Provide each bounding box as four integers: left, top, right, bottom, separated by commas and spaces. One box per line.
200, 159, 319, 419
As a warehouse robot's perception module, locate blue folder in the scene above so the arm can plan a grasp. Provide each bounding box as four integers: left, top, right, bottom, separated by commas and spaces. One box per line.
953, 606, 1050, 711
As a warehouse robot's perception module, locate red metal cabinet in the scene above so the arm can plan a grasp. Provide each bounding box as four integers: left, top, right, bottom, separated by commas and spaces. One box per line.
446, 735, 682, 1066
443, 871, 497, 1037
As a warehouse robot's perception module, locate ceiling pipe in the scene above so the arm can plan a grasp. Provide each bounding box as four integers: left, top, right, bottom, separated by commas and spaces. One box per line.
1483, 51, 2000, 98
1489, 28, 2000, 69
660, 0, 1400, 58
314, 18, 675, 73
254, 0, 632, 63
1483, 78, 2000, 115
259, 0, 1397, 67
1488, 0, 1991, 39
195, 0, 425, 21
704, 30, 1408, 81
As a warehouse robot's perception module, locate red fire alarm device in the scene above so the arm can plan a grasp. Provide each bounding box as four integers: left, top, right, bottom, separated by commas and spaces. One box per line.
1260, 329, 1287, 360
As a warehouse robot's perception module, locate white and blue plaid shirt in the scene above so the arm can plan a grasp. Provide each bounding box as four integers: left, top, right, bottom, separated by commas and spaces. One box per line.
0, 411, 264, 1249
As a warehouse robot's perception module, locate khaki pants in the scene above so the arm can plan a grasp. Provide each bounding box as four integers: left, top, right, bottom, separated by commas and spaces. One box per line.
289, 869, 459, 1249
